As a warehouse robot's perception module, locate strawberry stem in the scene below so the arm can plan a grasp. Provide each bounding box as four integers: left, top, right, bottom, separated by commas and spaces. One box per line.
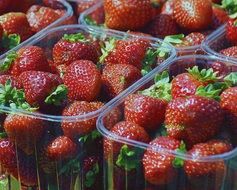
45, 84, 68, 106
99, 38, 116, 63
62, 33, 87, 43
2, 33, 21, 50
85, 162, 99, 188
0, 51, 17, 72
172, 141, 186, 168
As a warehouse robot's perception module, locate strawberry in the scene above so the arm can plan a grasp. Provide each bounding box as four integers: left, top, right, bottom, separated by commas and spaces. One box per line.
20, 71, 64, 107
9, 0, 34, 13
104, 0, 162, 30
173, 0, 212, 31
220, 87, 237, 134
63, 60, 101, 101
0, 138, 38, 186
165, 95, 224, 147
46, 136, 78, 161
62, 101, 104, 138
103, 107, 122, 130
211, 61, 229, 77
219, 46, 237, 58
43, 0, 65, 9
4, 113, 48, 154
171, 66, 218, 99
226, 18, 237, 45
161, 0, 174, 17
0, 0, 10, 14
145, 14, 179, 38
102, 64, 141, 99
183, 32, 206, 46
53, 33, 99, 66
143, 136, 182, 185
211, 6, 229, 29
0, 12, 34, 41
0, 75, 21, 89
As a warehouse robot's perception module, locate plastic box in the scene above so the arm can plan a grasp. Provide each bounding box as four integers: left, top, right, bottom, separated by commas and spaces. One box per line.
97, 55, 237, 190
0, 0, 73, 59
202, 24, 237, 62
0, 24, 175, 190
79, 1, 205, 55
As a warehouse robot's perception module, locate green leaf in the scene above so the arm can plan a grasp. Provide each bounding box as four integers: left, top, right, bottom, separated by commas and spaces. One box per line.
62, 33, 87, 43
45, 84, 68, 106
0, 132, 7, 138
224, 72, 237, 86
163, 34, 185, 44
141, 48, 158, 76
187, 66, 218, 82
99, 38, 116, 63
0, 51, 17, 72
154, 71, 170, 85
59, 155, 82, 176
195, 84, 223, 101
84, 16, 99, 26
79, 130, 101, 144
172, 141, 186, 168
2, 33, 21, 50
221, 0, 237, 15
85, 163, 99, 188
116, 145, 143, 171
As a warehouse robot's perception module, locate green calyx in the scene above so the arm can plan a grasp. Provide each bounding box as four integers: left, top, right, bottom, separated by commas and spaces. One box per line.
221, 0, 237, 17
45, 84, 68, 106
99, 38, 116, 63
172, 141, 186, 168
116, 145, 143, 172
0, 51, 17, 72
84, 16, 99, 26
187, 66, 218, 82
59, 155, 81, 176
224, 72, 237, 86
163, 34, 185, 45
140, 71, 172, 102
79, 130, 101, 144
2, 33, 21, 50
85, 163, 99, 188
62, 33, 87, 43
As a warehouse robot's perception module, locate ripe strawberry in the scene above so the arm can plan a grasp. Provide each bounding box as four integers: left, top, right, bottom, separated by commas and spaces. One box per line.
63, 60, 101, 101
0, 139, 38, 186
103, 121, 149, 159
102, 64, 141, 99
20, 71, 63, 106
9, 0, 34, 13
0, 12, 34, 41
183, 32, 206, 46
104, 0, 162, 30
171, 66, 217, 98
46, 136, 78, 161
145, 14, 179, 38
220, 87, 237, 134
43, 0, 65, 9
211, 61, 229, 77
226, 18, 237, 45
211, 6, 229, 29
173, 0, 212, 31
161, 0, 174, 17
0, 75, 22, 88
165, 95, 224, 147
4, 113, 48, 155
103, 107, 122, 130
53, 33, 99, 66
0, 0, 10, 14
143, 136, 181, 185
62, 101, 104, 138
219, 46, 237, 58
124, 94, 168, 131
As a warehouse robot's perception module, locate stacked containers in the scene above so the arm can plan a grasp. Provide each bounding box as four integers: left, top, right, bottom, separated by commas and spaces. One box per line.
97, 55, 237, 190
0, 25, 176, 190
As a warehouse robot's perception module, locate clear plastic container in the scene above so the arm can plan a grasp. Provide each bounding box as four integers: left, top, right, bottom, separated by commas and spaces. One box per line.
79, 1, 205, 56
97, 55, 237, 190
0, 0, 73, 59
202, 24, 237, 62
0, 24, 175, 190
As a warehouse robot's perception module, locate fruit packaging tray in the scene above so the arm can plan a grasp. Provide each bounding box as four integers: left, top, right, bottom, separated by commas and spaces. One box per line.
97, 55, 237, 190
0, 24, 175, 190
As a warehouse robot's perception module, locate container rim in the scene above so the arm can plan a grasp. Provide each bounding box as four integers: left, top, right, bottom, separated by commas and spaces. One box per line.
0, 24, 176, 123
97, 54, 237, 162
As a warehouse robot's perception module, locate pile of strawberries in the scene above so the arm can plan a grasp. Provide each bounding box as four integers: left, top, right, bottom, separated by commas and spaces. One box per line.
0, 0, 76, 55
0, 29, 171, 189
104, 60, 237, 190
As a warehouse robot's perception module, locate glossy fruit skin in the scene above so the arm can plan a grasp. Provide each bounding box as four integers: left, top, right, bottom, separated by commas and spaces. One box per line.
0, 12, 34, 41
103, 121, 149, 159
20, 71, 62, 106
103, 107, 122, 130
211, 6, 229, 29
173, 0, 212, 31
4, 113, 48, 155
161, 0, 174, 17
53, 38, 99, 66
102, 64, 141, 99
104, 0, 161, 30
0, 75, 22, 88
143, 136, 181, 185
10, 46, 50, 77
63, 60, 101, 102
184, 32, 206, 46
226, 19, 237, 45
62, 101, 104, 138
165, 95, 224, 147
220, 87, 237, 134
46, 136, 78, 161
124, 94, 167, 131
219, 46, 237, 58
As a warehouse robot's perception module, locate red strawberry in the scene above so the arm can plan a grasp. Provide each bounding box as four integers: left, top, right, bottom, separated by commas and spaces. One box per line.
0, 12, 34, 41
62, 101, 104, 138
63, 60, 101, 101
211, 6, 229, 29
173, 0, 212, 31
219, 46, 237, 58
103, 107, 122, 130
165, 95, 224, 147
211, 61, 229, 77
9, 0, 34, 13
220, 87, 237, 134
102, 64, 141, 99
226, 18, 237, 45
143, 136, 181, 185
104, 0, 162, 30
161, 0, 174, 17
0, 138, 38, 186
145, 14, 179, 38
53, 33, 99, 66
0, 0, 10, 14
183, 32, 206, 46
0, 75, 22, 88
46, 136, 78, 161
20, 71, 63, 106
43, 0, 65, 9
4, 113, 48, 154
124, 94, 167, 131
